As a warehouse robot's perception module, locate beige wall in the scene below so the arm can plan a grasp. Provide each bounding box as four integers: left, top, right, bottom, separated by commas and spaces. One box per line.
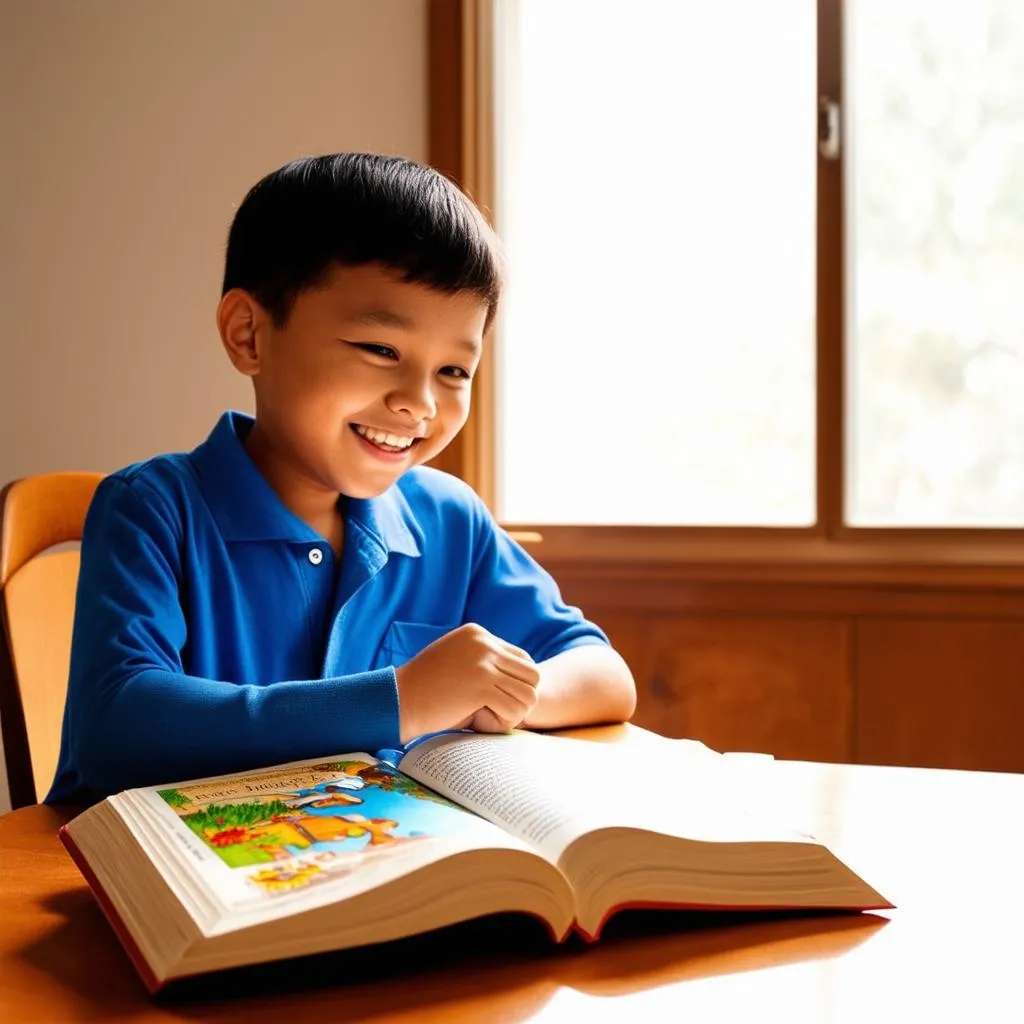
0, 0, 427, 811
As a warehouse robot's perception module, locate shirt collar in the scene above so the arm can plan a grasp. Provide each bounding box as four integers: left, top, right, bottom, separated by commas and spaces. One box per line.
189, 411, 422, 558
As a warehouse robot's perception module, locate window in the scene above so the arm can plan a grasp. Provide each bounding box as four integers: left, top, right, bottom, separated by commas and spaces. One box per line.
848, 0, 1024, 526
495, 0, 816, 525
430, 0, 1024, 555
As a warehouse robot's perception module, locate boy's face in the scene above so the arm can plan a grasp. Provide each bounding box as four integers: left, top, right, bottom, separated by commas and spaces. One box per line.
229, 263, 487, 499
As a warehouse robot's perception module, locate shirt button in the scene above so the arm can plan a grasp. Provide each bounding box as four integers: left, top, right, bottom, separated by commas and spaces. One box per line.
308, 548, 323, 565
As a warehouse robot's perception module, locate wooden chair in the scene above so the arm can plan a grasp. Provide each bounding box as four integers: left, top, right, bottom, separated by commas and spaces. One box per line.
0, 473, 103, 807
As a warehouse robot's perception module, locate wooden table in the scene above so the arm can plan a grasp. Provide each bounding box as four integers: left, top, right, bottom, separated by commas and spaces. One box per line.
3, 725, 1023, 1022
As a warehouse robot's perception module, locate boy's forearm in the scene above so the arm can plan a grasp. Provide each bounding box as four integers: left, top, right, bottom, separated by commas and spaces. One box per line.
72, 666, 401, 798
522, 644, 637, 730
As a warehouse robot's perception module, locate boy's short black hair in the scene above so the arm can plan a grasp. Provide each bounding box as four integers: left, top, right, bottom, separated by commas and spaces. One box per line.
222, 153, 504, 329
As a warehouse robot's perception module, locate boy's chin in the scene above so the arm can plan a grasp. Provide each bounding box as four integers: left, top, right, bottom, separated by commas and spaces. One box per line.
335, 470, 411, 500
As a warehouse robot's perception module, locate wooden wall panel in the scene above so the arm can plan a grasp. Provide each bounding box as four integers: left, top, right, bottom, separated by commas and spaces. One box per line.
551, 567, 1024, 771
857, 620, 1024, 773
593, 615, 853, 764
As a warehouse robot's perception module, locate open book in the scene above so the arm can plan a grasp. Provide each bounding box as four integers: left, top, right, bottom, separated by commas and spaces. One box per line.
59, 730, 891, 992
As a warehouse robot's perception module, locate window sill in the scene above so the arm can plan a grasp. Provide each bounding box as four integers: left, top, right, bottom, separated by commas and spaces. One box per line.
508, 526, 1024, 589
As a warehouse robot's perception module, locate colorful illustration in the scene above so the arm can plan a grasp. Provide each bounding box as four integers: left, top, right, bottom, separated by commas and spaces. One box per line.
249, 861, 325, 893
156, 759, 473, 890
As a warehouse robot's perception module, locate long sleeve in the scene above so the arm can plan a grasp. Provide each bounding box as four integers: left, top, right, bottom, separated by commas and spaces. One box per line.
53, 477, 400, 801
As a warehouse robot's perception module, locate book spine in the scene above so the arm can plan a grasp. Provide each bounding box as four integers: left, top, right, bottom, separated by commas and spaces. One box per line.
58, 824, 165, 995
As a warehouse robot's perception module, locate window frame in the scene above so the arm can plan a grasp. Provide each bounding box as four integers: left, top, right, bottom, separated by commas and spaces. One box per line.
427, 0, 1024, 586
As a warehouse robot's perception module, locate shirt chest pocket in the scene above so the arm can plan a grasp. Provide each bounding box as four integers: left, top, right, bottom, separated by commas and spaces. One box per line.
381, 621, 460, 667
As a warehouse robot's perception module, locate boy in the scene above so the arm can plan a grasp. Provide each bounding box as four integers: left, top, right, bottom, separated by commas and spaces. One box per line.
47, 153, 636, 806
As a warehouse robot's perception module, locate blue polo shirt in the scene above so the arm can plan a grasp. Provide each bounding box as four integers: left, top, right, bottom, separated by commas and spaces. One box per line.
47, 412, 607, 805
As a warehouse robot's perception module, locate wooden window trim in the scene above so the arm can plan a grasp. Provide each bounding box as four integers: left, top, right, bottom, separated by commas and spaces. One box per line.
427, 0, 1024, 584
427, 0, 495, 502
817, 0, 844, 538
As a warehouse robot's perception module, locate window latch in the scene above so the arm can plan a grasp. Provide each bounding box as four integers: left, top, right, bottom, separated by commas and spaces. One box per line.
818, 96, 841, 160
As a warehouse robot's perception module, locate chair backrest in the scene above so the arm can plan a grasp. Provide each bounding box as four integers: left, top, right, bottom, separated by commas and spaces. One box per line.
0, 473, 103, 807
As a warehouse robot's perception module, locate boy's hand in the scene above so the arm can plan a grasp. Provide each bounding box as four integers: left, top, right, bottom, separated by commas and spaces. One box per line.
466, 707, 517, 733
395, 623, 540, 742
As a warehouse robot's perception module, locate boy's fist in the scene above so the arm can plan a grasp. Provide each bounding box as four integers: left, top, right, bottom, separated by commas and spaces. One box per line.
395, 623, 540, 742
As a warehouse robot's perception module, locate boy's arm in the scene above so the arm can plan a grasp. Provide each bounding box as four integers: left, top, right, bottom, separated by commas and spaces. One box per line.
62, 478, 400, 798
462, 501, 636, 731
522, 644, 636, 729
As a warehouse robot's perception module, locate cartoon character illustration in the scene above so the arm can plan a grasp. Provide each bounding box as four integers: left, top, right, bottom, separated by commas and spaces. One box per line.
283, 780, 367, 811
248, 862, 323, 893
164, 758, 467, 872
331, 814, 402, 846
200, 810, 405, 860
346, 763, 455, 806
346, 764, 399, 788
249, 773, 368, 811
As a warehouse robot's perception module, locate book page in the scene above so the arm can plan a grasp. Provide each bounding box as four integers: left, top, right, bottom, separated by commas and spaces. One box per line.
400, 731, 814, 863
120, 752, 533, 929
399, 732, 612, 861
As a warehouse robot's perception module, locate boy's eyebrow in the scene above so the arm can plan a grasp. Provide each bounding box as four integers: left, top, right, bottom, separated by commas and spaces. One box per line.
348, 308, 481, 355
349, 308, 416, 330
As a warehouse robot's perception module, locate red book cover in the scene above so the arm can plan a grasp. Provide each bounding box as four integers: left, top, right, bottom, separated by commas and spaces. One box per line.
58, 824, 164, 994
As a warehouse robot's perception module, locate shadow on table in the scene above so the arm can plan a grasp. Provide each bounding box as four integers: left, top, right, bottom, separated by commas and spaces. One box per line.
26, 892, 888, 1021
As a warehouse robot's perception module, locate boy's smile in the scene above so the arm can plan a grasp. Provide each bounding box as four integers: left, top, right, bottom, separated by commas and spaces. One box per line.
351, 424, 422, 460
218, 262, 488, 533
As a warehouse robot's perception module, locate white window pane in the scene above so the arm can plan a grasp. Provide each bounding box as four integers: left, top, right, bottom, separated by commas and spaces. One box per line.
495, 0, 816, 525
848, 1, 1024, 526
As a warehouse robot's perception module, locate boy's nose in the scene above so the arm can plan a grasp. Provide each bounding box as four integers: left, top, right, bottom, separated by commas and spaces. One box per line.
386, 379, 437, 421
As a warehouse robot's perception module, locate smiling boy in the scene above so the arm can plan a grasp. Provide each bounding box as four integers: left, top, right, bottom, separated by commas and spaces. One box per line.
47, 154, 635, 806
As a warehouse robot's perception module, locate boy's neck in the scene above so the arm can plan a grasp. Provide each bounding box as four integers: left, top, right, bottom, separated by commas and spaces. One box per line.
244, 421, 345, 557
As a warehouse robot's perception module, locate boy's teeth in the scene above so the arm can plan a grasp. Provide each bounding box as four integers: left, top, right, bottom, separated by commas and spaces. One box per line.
355, 425, 415, 449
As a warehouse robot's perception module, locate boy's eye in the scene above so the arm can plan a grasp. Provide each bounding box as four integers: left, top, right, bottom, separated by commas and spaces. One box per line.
441, 366, 473, 381
354, 343, 398, 359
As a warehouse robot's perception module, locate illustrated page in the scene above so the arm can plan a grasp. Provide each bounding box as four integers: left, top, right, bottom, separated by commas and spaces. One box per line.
126, 753, 527, 921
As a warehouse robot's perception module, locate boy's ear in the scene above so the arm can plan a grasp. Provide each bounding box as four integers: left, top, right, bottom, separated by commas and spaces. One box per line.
217, 289, 265, 377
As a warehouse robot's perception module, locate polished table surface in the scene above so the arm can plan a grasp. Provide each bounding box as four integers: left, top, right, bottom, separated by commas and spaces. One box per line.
2, 725, 1023, 1022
